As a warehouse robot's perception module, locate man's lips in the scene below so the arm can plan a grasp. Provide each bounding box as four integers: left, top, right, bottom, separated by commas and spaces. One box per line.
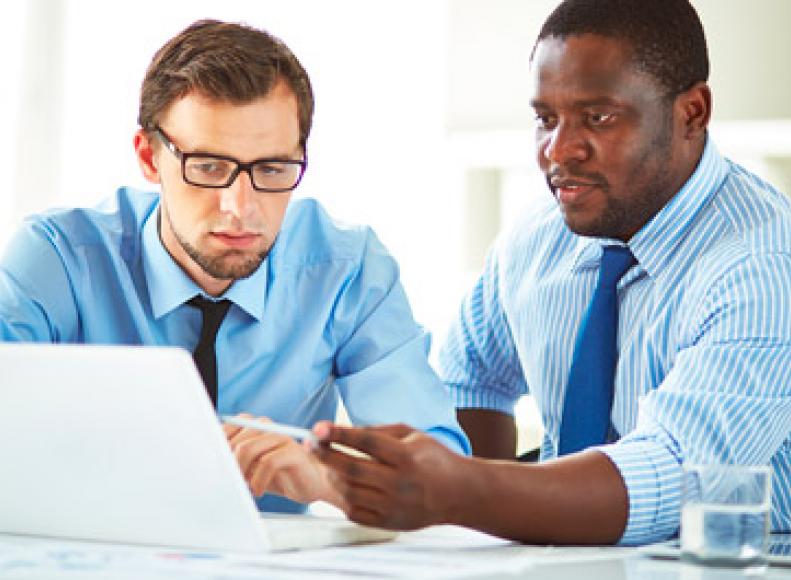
210, 231, 263, 249
550, 178, 602, 205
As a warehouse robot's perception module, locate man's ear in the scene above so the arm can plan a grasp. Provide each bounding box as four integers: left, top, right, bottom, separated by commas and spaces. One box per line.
676, 81, 711, 140
134, 129, 161, 184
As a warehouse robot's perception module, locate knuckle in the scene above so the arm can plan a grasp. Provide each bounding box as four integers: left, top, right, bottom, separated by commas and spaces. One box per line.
240, 440, 262, 462
359, 434, 377, 452
346, 461, 363, 479
233, 442, 251, 465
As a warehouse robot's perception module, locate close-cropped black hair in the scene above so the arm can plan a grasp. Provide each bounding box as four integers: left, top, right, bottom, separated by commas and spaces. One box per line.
533, 0, 709, 96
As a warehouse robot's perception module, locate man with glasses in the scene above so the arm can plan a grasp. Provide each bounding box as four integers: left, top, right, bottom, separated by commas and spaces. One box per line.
0, 19, 469, 514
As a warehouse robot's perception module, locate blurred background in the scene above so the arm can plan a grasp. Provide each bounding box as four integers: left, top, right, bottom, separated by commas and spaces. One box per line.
2, 0, 790, 452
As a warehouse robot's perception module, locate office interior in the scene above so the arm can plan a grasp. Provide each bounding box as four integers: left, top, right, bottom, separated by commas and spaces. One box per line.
2, 0, 790, 455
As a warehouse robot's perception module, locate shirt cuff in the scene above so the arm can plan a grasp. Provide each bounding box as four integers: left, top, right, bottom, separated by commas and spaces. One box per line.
448, 384, 517, 416
428, 426, 472, 456
596, 435, 684, 545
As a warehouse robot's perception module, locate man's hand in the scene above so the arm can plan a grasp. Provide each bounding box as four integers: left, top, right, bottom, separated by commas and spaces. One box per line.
313, 421, 629, 544
224, 414, 342, 506
312, 422, 468, 530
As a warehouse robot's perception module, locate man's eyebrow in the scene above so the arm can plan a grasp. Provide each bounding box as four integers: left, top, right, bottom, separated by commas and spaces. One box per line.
575, 97, 622, 107
529, 96, 624, 110
179, 147, 303, 161
258, 153, 304, 162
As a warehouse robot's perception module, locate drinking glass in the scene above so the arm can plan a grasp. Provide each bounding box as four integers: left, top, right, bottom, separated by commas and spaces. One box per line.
680, 464, 771, 568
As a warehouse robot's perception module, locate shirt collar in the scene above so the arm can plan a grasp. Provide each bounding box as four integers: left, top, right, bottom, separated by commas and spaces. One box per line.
142, 204, 268, 321
570, 235, 626, 272
220, 259, 268, 321
569, 136, 727, 277
629, 136, 728, 277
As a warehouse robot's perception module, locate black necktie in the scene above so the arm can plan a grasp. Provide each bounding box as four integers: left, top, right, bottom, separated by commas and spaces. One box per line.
558, 246, 635, 456
187, 296, 232, 407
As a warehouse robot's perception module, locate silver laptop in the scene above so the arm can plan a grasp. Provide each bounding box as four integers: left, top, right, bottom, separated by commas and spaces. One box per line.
0, 343, 395, 553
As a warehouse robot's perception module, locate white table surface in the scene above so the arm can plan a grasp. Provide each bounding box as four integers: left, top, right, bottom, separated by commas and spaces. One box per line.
0, 525, 789, 579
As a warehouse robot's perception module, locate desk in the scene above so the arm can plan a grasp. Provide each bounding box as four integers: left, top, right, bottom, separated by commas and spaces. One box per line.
525, 557, 790, 580
0, 526, 789, 579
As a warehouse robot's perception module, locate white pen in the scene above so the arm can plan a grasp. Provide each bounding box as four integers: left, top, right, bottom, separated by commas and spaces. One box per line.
220, 415, 319, 445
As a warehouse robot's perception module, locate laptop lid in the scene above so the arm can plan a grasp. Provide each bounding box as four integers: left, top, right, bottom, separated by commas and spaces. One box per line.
0, 343, 272, 553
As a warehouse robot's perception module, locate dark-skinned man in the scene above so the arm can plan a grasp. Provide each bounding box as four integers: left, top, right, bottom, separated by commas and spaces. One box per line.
314, 0, 791, 546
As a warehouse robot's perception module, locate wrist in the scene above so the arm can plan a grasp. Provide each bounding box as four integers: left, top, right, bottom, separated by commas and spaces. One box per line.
441, 455, 488, 527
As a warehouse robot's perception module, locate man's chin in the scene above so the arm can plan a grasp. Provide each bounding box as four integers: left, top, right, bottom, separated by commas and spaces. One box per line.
194, 251, 268, 281
215, 261, 265, 281
559, 199, 627, 238
562, 212, 611, 239
177, 231, 273, 283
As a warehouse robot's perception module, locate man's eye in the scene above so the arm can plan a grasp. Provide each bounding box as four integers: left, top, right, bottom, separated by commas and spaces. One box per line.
254, 163, 286, 176
191, 161, 227, 176
534, 114, 556, 129
589, 112, 615, 125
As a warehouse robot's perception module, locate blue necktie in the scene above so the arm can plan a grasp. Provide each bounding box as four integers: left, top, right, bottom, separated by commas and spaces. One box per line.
558, 246, 635, 456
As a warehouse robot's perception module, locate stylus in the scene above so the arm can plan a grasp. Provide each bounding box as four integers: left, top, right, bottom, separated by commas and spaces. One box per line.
220, 415, 319, 444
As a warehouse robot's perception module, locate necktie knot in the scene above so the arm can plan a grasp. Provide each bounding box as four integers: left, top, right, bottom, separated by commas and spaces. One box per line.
598, 246, 636, 289
188, 296, 232, 337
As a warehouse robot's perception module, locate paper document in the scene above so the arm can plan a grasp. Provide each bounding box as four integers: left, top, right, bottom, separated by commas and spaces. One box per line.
0, 527, 529, 579
0, 526, 630, 579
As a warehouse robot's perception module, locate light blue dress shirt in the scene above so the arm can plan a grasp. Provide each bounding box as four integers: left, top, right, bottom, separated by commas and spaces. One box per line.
0, 187, 470, 512
440, 138, 791, 544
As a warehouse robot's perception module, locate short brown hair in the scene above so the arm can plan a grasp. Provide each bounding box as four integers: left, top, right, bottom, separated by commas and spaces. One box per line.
138, 19, 314, 147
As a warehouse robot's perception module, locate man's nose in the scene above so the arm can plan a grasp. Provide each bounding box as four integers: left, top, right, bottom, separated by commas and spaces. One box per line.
542, 121, 591, 165
219, 170, 256, 219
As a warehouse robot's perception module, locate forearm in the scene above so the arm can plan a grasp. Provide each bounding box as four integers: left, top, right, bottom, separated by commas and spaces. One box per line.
457, 408, 517, 459
448, 449, 628, 544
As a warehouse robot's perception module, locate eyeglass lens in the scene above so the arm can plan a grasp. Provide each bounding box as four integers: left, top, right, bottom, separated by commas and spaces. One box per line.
183, 156, 302, 190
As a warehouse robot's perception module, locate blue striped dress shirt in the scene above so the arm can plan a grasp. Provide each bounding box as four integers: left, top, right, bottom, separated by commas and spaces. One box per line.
440, 138, 791, 545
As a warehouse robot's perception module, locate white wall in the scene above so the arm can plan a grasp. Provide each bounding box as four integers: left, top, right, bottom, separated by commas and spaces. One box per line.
0, 4, 30, 252
445, 0, 791, 271
4, 1, 790, 451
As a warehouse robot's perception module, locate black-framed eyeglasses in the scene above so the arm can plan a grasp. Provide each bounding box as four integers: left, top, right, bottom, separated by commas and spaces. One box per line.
152, 125, 307, 192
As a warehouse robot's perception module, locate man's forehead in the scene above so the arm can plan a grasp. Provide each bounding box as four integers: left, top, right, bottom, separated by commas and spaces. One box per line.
532, 34, 634, 76
157, 89, 302, 158
529, 34, 660, 102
